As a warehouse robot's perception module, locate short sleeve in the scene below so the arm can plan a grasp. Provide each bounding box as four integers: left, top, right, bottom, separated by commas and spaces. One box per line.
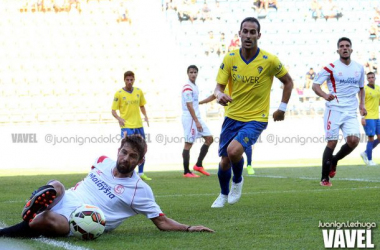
216, 53, 232, 85
139, 90, 147, 106
112, 91, 120, 110
314, 68, 330, 85
182, 88, 193, 103
272, 56, 288, 79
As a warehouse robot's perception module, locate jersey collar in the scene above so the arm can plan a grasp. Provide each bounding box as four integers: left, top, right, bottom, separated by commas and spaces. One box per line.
123, 87, 134, 93
239, 48, 260, 65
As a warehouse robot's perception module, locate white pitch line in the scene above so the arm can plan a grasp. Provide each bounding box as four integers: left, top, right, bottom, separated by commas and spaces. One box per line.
0, 222, 92, 250
252, 174, 380, 183
34, 237, 92, 250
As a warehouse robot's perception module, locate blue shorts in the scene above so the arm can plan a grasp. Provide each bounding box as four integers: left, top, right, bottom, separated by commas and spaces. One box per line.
218, 117, 267, 157
121, 127, 145, 139
363, 119, 380, 136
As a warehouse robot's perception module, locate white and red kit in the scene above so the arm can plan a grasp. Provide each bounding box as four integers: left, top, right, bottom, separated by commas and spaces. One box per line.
314, 60, 365, 139
181, 80, 212, 143
50, 156, 163, 232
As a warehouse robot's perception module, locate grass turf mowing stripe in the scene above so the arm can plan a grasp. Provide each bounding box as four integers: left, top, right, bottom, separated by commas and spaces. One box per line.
34, 237, 93, 250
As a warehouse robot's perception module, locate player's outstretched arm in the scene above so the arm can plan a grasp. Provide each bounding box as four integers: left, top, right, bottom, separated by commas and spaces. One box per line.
151, 215, 214, 232
199, 94, 216, 105
273, 73, 293, 121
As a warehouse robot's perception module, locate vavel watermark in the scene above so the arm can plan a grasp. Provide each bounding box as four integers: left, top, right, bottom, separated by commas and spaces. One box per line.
319, 221, 376, 248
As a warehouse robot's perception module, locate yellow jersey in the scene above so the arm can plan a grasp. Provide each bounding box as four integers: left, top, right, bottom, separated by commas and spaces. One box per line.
112, 87, 146, 128
364, 84, 380, 119
216, 48, 288, 122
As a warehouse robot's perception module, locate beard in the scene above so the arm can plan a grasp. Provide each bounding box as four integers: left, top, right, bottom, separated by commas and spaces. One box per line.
116, 160, 132, 175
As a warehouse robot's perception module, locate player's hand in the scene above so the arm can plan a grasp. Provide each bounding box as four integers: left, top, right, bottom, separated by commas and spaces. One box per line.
324, 94, 335, 101
216, 93, 232, 106
118, 118, 125, 127
361, 117, 366, 126
273, 110, 285, 121
187, 225, 215, 233
359, 104, 367, 116
195, 121, 203, 132
144, 116, 149, 127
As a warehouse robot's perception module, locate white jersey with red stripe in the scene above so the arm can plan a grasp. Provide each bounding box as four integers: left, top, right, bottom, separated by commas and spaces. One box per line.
182, 80, 201, 118
66, 156, 163, 231
314, 60, 365, 112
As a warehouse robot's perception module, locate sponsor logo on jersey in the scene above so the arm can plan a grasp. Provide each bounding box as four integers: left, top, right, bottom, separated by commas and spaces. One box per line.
232, 74, 259, 84
89, 173, 115, 199
229, 53, 235, 56
263, 55, 268, 59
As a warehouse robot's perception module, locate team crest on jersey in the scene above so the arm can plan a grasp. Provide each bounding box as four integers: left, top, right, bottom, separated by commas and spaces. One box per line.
123, 97, 126, 100
257, 66, 263, 74
114, 98, 118, 101
263, 55, 268, 59
114, 184, 125, 194
220, 63, 224, 69
232, 66, 238, 72
355, 71, 359, 77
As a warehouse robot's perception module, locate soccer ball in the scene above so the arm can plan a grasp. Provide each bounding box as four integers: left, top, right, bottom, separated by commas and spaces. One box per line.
69, 204, 106, 240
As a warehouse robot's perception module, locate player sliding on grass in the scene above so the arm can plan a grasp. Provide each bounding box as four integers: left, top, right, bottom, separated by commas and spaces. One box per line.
312, 37, 366, 186
0, 135, 214, 238
181, 65, 213, 178
211, 17, 294, 208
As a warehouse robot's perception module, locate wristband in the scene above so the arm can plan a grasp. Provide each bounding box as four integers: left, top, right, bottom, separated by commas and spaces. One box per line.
278, 102, 287, 112
186, 226, 192, 231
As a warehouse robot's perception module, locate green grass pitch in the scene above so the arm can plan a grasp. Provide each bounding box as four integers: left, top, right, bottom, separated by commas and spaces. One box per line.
0, 165, 379, 250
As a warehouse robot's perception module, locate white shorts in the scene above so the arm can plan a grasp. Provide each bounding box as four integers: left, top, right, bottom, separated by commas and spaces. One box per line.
50, 190, 82, 222
182, 116, 212, 143
324, 108, 360, 140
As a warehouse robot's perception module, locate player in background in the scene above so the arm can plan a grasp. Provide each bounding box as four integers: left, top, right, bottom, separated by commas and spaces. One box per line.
211, 17, 294, 208
0, 135, 214, 238
182, 65, 213, 178
312, 37, 367, 186
360, 72, 380, 166
112, 71, 151, 181
200, 92, 255, 175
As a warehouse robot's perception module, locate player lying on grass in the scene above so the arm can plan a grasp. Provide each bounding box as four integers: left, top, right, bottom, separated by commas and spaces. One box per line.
0, 135, 214, 238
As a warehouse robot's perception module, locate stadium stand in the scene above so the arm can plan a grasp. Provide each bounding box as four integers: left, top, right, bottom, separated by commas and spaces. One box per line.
0, 0, 379, 124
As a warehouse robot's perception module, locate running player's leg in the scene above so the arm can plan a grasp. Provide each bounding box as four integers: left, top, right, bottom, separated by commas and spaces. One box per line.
322, 109, 339, 182
333, 113, 360, 165
245, 146, 254, 175
135, 128, 151, 180
194, 120, 213, 176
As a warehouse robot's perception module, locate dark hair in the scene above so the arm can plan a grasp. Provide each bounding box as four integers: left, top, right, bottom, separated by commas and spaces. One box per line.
337, 37, 352, 48
240, 17, 260, 33
124, 71, 135, 80
187, 65, 198, 73
120, 134, 147, 161
367, 72, 375, 76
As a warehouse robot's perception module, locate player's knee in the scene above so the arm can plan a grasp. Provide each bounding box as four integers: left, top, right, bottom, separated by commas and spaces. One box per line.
227, 147, 241, 162
205, 136, 213, 145
347, 137, 359, 148
327, 140, 338, 149
49, 180, 65, 196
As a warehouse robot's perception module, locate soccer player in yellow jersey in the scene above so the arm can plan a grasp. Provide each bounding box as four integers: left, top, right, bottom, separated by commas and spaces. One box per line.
211, 17, 294, 208
360, 72, 380, 166
112, 71, 151, 181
